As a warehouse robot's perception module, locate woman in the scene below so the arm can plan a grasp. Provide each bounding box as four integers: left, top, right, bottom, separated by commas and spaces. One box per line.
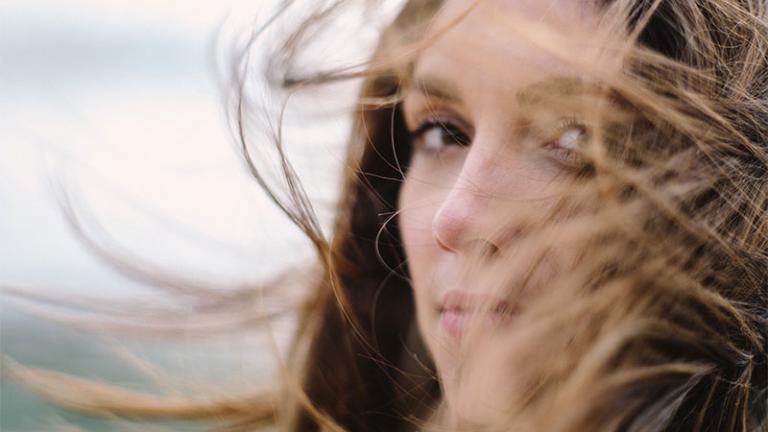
8, 0, 768, 430
275, 0, 768, 430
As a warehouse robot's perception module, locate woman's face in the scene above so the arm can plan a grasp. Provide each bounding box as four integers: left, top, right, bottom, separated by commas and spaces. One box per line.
398, 0, 603, 426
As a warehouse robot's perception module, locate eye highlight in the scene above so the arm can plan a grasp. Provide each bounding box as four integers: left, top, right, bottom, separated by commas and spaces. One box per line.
541, 118, 589, 168
409, 116, 472, 154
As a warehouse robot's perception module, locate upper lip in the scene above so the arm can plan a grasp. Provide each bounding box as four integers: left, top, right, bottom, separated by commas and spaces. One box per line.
439, 290, 518, 315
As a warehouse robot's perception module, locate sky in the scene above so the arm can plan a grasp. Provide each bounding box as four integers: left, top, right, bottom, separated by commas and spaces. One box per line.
0, 0, 400, 299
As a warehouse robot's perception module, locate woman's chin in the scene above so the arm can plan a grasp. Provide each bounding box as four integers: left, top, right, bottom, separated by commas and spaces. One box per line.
432, 318, 534, 428
440, 365, 515, 428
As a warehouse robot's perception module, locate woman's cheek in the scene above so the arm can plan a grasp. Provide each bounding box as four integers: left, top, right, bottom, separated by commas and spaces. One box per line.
398, 174, 440, 322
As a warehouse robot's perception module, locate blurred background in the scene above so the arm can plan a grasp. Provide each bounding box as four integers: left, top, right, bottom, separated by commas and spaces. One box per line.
0, 1, 398, 430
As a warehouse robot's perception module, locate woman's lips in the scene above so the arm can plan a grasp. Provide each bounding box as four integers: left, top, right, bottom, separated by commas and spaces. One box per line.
438, 291, 519, 338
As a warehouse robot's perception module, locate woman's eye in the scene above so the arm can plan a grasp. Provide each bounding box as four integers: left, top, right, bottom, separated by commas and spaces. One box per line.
409, 119, 471, 153
543, 122, 588, 167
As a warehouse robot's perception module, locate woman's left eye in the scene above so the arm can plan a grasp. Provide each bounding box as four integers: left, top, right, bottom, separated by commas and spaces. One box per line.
543, 122, 588, 167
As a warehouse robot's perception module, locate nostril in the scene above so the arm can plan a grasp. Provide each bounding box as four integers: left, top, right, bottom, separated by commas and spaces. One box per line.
466, 239, 500, 259
480, 241, 500, 258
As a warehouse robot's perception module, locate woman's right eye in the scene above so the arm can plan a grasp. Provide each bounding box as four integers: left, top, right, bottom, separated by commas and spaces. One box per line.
409, 119, 472, 153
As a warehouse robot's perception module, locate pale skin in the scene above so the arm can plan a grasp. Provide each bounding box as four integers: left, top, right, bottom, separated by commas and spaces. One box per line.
397, 0, 604, 427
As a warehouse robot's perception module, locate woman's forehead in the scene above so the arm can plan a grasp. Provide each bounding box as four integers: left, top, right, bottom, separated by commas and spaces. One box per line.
433, 0, 599, 29
412, 0, 603, 104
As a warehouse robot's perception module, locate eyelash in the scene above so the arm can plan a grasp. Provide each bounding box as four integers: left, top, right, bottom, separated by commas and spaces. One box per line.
409, 117, 471, 153
408, 115, 588, 167
541, 118, 588, 167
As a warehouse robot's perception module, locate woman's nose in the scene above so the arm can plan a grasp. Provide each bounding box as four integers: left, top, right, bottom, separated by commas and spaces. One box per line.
431, 179, 477, 254
431, 145, 516, 257
432, 179, 502, 258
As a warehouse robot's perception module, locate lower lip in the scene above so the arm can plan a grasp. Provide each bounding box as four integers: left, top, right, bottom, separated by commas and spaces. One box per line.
439, 310, 513, 338
440, 310, 467, 338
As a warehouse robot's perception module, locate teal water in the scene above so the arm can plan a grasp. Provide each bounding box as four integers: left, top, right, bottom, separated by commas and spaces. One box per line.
1, 307, 276, 432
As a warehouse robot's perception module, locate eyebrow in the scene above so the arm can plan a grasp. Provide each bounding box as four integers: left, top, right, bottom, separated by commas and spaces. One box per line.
408, 74, 464, 103
517, 77, 595, 106
408, 74, 593, 107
